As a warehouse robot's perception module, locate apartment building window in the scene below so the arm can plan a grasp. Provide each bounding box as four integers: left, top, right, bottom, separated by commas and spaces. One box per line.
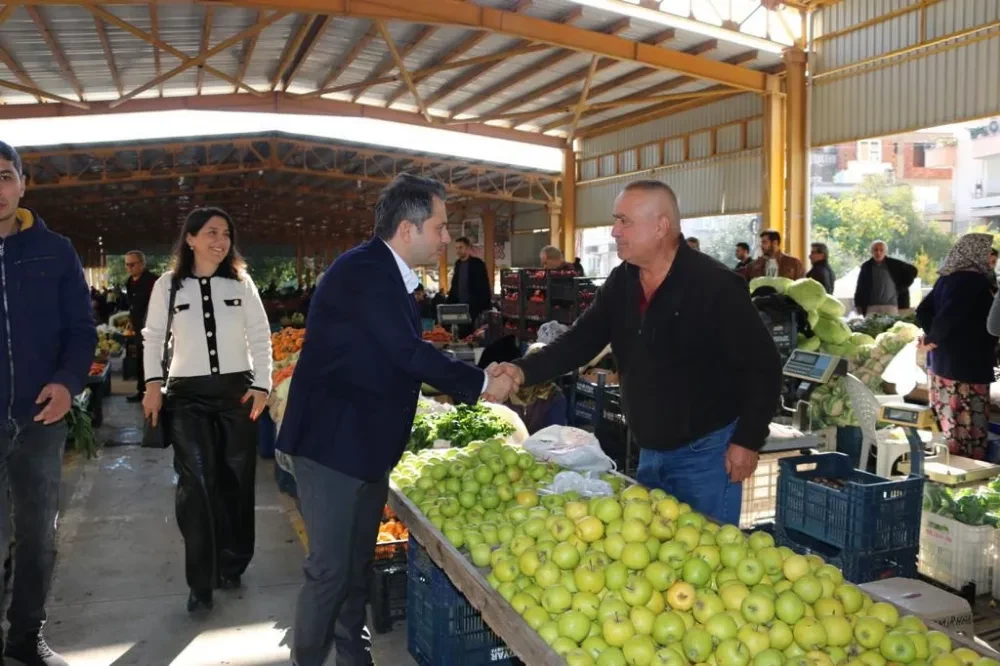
913, 143, 928, 167
857, 139, 882, 163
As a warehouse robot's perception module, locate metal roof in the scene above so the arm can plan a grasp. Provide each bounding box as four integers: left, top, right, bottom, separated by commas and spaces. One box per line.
0, 0, 795, 142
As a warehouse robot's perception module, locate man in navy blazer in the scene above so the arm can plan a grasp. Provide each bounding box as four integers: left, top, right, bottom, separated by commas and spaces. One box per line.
277, 174, 515, 666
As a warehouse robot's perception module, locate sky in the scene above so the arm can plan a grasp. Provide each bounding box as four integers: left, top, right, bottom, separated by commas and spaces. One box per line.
1, 109, 564, 173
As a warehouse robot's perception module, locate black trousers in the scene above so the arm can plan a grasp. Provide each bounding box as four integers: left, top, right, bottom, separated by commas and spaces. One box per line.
135, 337, 146, 394
166, 372, 257, 593
291, 456, 388, 666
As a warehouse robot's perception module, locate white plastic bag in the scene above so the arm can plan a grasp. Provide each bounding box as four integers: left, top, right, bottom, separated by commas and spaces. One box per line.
521, 425, 615, 473
540, 470, 615, 498
537, 321, 570, 344
881, 339, 927, 397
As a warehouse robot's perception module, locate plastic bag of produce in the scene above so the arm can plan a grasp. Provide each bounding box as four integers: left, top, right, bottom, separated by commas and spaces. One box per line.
818, 294, 846, 318
540, 470, 615, 498
521, 425, 615, 473
785, 278, 826, 312
814, 315, 851, 344
749, 276, 794, 295
881, 339, 926, 396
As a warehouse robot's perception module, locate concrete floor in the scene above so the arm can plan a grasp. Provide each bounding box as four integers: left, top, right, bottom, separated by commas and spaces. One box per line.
43, 373, 416, 666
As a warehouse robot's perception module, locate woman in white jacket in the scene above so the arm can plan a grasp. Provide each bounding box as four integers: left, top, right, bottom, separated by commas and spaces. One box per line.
142, 207, 272, 612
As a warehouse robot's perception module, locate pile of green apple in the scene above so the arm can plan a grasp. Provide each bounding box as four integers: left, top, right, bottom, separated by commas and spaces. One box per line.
391, 441, 997, 666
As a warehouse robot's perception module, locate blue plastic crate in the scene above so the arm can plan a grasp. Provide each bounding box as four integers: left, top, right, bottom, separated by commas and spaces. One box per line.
776, 452, 922, 552
407, 537, 522, 666
776, 524, 917, 584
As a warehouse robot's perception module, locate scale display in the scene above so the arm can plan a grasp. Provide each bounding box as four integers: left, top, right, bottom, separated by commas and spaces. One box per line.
783, 350, 842, 384
879, 404, 936, 429
437, 304, 471, 326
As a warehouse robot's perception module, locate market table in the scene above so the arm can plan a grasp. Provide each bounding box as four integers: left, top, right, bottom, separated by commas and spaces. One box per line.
388, 476, 999, 666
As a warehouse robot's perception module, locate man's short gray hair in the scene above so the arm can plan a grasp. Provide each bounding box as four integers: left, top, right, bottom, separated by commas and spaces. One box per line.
373, 174, 447, 241
540, 245, 563, 261
621, 179, 681, 226
871, 240, 888, 251
125, 250, 146, 264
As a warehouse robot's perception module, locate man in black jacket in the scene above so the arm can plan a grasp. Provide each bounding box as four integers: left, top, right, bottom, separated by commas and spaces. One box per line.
807, 242, 836, 294
488, 180, 782, 525
854, 241, 917, 316
125, 251, 158, 402
447, 236, 492, 335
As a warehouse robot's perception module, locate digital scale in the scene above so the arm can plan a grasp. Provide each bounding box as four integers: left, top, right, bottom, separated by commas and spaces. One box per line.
781, 349, 849, 431
436, 303, 471, 341
884, 402, 1000, 485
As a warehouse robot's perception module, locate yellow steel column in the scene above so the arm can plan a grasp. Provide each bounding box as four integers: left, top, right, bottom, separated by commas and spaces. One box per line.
549, 204, 562, 252
561, 148, 577, 260
438, 251, 450, 293
784, 48, 808, 262
762, 88, 785, 238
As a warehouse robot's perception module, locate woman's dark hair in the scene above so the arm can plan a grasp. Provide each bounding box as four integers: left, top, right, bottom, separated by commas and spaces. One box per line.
170, 207, 246, 289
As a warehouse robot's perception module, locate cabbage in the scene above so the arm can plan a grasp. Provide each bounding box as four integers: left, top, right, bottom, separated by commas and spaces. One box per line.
888, 321, 921, 343
749, 276, 794, 295
876, 331, 907, 355
814, 315, 852, 344
824, 342, 856, 358
785, 278, 827, 312
818, 295, 846, 318
807, 310, 820, 330
850, 332, 876, 347
797, 334, 821, 352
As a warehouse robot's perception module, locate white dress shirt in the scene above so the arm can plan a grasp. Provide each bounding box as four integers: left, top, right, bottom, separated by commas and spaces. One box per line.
381, 241, 488, 394
142, 271, 274, 393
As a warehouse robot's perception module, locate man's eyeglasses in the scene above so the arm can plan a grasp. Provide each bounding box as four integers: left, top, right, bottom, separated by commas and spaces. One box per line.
125, 262, 139, 268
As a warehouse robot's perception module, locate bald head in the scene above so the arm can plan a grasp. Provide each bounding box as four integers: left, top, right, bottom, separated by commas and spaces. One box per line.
612, 180, 682, 265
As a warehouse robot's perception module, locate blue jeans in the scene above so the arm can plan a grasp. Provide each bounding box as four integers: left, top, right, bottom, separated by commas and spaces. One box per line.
636, 421, 742, 526
0, 419, 67, 642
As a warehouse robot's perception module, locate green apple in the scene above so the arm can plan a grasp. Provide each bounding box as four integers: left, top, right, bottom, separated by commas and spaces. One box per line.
720, 582, 751, 611
550, 516, 577, 542
717, 568, 740, 588
604, 612, 637, 648
815, 597, 845, 618
674, 526, 701, 552
716, 524, 745, 545
953, 648, 981, 666
727, 609, 748, 629
558, 609, 593, 643
562, 570, 579, 594
898, 616, 927, 633
515, 489, 539, 508
694, 545, 722, 570
823, 615, 854, 647
775, 590, 805, 624
693, 591, 725, 624
622, 485, 651, 502
751, 583, 777, 601
880, 632, 917, 664
575, 561, 606, 594
748, 531, 775, 552
755, 649, 785, 666
926, 631, 952, 655
682, 627, 715, 663
552, 636, 578, 657
705, 612, 739, 643
757, 547, 784, 576
497, 581, 518, 601
646, 537, 662, 561
599, 598, 631, 623
834, 583, 864, 614
793, 617, 828, 651
742, 592, 776, 624
646, 589, 666, 614
541, 584, 573, 614
854, 617, 888, 650
869, 602, 900, 628
605, 561, 629, 591
607, 519, 624, 537
676, 511, 705, 530
721, 543, 749, 569
652, 611, 687, 646
497, 524, 515, 544
909, 631, 930, 660
522, 604, 550, 630
624, 500, 654, 525
596, 646, 628, 666
931, 657, 964, 666
656, 498, 681, 520
553, 542, 581, 569
652, 647, 687, 666
571, 591, 601, 621
782, 554, 810, 582
583, 636, 609, 660
577, 516, 606, 543
470, 543, 492, 568
565, 648, 596, 666
623, 635, 657, 666
716, 638, 752, 666
621, 518, 651, 543
643, 561, 676, 592
816, 563, 845, 586
650, 516, 676, 541
534, 561, 561, 588
621, 542, 652, 570
510, 534, 535, 557
605, 534, 627, 561
621, 574, 654, 607
682, 557, 712, 586
792, 575, 823, 604
510, 591, 537, 614
518, 548, 544, 577
768, 620, 794, 650
738, 623, 772, 657
595, 497, 624, 524
658, 541, 689, 569
564, 500, 589, 521
735, 557, 766, 586
493, 557, 519, 582
630, 605, 656, 636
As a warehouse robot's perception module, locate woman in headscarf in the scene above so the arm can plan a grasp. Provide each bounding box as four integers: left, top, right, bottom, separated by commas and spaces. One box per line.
507, 343, 568, 434
916, 233, 997, 459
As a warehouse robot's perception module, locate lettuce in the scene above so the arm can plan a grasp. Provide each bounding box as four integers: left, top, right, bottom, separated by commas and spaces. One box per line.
786, 278, 827, 312
749, 276, 794, 295
814, 315, 852, 344
819, 294, 846, 318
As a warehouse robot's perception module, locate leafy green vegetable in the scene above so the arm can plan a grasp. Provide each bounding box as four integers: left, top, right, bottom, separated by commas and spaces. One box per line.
786, 278, 827, 312
408, 404, 515, 451
924, 483, 1000, 526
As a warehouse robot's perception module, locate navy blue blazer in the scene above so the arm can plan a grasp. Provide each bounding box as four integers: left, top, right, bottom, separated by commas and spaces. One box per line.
276, 239, 485, 481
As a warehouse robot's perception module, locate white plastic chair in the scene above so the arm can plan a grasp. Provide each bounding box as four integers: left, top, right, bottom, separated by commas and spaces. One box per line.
843, 374, 914, 477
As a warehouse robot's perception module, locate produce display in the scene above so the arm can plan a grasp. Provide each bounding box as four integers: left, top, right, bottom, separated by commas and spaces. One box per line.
278, 312, 306, 328
849, 314, 918, 340
108, 312, 135, 335
923, 479, 1000, 527
423, 326, 453, 343
94, 326, 123, 361
391, 442, 991, 666
89, 361, 107, 376
408, 403, 516, 451
379, 505, 410, 548
268, 327, 304, 425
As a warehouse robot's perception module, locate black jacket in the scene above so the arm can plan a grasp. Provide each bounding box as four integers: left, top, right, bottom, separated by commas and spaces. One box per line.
806, 261, 836, 295
127, 269, 159, 330
916, 271, 996, 385
855, 257, 917, 315
516, 243, 782, 452
448, 256, 492, 318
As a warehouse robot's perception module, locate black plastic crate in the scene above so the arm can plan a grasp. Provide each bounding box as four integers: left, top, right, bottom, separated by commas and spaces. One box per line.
407, 537, 522, 666
775, 524, 917, 584
371, 561, 408, 634
374, 539, 408, 566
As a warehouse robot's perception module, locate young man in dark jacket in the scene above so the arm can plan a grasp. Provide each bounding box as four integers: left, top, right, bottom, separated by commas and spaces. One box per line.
488, 180, 782, 525
0, 142, 96, 666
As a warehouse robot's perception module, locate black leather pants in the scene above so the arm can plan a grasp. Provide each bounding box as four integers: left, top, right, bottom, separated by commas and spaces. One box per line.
166, 372, 257, 594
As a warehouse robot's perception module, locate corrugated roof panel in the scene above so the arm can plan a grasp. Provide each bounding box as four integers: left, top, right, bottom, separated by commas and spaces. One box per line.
238, 12, 299, 90
579, 93, 763, 156
575, 151, 762, 225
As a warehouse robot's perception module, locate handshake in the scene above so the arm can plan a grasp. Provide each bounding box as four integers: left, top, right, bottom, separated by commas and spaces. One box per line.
482, 362, 525, 403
